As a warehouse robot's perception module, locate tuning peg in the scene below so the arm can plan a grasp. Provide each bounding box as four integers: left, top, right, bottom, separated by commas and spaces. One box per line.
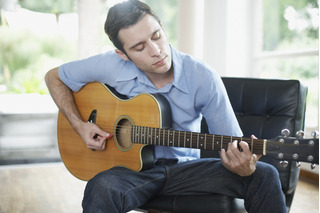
311, 164, 316, 170
311, 131, 319, 139
296, 161, 301, 168
295, 130, 304, 139
280, 161, 288, 168
281, 129, 290, 137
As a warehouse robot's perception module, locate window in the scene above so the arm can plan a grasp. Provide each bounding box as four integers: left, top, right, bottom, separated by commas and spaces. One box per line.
254, 0, 319, 132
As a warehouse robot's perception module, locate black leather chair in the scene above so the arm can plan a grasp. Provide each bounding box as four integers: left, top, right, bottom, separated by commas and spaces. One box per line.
140, 77, 308, 213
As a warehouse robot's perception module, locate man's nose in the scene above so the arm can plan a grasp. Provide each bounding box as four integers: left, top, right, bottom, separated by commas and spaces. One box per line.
148, 41, 161, 56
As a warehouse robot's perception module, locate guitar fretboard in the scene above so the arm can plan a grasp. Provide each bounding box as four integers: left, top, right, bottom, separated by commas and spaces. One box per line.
131, 126, 266, 155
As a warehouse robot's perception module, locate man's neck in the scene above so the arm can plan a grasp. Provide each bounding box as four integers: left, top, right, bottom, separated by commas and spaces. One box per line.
145, 67, 174, 90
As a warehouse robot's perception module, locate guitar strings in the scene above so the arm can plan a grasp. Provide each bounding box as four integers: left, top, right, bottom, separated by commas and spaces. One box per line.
106, 124, 266, 153
101, 123, 265, 149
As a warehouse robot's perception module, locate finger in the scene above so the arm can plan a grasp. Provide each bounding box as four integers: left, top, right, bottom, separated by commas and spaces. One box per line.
256, 154, 262, 160
95, 133, 112, 142
252, 154, 259, 163
93, 125, 110, 139
220, 149, 230, 164
226, 141, 239, 161
239, 141, 250, 153
250, 135, 262, 160
106, 133, 113, 139
251, 135, 257, 139
87, 136, 107, 150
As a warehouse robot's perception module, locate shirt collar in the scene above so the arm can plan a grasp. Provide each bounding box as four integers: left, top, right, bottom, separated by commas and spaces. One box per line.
171, 46, 189, 94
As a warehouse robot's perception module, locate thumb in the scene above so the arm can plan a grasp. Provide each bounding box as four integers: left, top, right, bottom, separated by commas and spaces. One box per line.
93, 125, 112, 139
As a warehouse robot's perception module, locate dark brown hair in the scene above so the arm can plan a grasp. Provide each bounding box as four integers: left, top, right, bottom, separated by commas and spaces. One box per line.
104, 0, 161, 53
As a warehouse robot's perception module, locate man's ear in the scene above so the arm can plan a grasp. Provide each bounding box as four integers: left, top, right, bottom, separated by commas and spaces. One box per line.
115, 49, 129, 61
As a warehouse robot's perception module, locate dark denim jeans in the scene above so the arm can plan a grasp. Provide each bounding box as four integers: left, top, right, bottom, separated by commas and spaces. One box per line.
82, 158, 287, 213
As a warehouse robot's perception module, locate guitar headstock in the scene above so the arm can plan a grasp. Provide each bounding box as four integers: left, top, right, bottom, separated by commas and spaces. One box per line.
266, 130, 319, 167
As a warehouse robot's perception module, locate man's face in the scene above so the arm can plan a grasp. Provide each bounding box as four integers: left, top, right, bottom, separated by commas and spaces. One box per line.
117, 14, 172, 76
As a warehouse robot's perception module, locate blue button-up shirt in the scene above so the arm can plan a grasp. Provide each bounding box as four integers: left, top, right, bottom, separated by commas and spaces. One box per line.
59, 46, 242, 163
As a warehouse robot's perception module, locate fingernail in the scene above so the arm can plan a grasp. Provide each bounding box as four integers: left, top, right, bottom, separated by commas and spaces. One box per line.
106, 134, 113, 139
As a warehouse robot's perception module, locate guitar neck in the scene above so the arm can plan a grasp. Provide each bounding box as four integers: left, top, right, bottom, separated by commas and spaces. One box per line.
131, 126, 266, 155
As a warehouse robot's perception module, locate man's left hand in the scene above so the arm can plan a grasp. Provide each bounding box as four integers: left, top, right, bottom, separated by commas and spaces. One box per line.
221, 135, 261, 177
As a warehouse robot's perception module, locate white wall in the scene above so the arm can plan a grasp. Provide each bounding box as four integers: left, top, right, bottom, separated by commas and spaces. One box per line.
178, 0, 256, 77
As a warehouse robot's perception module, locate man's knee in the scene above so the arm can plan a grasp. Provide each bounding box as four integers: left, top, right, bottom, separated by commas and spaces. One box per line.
86, 167, 126, 194
254, 161, 280, 184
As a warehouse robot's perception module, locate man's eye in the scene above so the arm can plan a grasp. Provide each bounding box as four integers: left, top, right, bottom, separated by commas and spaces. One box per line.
152, 31, 161, 40
135, 45, 145, 51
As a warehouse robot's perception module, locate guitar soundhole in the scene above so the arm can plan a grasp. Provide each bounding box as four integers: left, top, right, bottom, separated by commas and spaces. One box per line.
115, 118, 133, 150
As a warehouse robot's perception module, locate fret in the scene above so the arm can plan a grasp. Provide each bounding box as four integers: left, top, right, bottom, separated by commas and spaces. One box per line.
131, 126, 133, 143
137, 126, 139, 143
178, 131, 181, 148
186, 132, 191, 147
147, 127, 149, 144
136, 126, 139, 143
138, 126, 141, 143
204, 134, 207, 150
172, 130, 175, 146
251, 137, 253, 153
162, 128, 165, 146
190, 132, 193, 148
184, 131, 186, 148
196, 133, 199, 149
134, 126, 137, 143
170, 130, 174, 146
131, 126, 135, 143
221, 135, 223, 150
158, 128, 161, 145
151, 127, 154, 145
200, 134, 206, 149
212, 134, 215, 151
138, 126, 141, 144
144, 127, 147, 144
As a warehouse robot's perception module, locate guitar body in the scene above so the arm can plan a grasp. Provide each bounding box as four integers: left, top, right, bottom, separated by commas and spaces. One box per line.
58, 82, 172, 181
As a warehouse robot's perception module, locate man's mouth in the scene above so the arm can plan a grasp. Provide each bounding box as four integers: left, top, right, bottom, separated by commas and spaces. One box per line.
153, 56, 167, 66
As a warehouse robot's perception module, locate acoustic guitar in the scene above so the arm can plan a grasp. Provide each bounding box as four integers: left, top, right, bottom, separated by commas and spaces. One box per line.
58, 82, 319, 181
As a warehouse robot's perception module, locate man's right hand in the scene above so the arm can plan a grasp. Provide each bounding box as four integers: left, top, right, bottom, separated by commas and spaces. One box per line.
76, 121, 113, 151
45, 67, 113, 151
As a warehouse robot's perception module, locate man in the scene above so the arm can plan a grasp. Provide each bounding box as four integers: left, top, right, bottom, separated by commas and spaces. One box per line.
45, 1, 286, 212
